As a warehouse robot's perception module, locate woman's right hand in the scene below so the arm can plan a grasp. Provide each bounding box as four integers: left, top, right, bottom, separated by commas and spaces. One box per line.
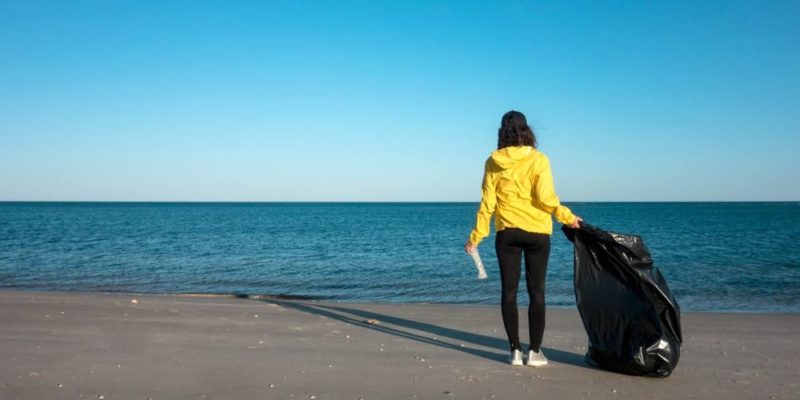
464, 241, 477, 254
569, 216, 583, 229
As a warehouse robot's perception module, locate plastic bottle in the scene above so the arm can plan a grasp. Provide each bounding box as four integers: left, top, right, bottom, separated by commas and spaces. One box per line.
468, 248, 488, 280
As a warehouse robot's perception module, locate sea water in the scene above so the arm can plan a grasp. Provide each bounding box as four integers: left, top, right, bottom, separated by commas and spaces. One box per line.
1, 202, 798, 312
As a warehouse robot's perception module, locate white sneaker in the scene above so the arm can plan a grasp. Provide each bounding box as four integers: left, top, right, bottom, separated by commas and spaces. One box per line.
510, 349, 523, 366
526, 349, 548, 367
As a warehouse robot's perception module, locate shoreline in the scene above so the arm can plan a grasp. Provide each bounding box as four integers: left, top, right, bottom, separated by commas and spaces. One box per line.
0, 288, 797, 315
2, 290, 798, 399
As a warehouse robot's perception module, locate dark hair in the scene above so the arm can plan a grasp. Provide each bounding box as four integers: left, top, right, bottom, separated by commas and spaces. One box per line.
498, 110, 537, 149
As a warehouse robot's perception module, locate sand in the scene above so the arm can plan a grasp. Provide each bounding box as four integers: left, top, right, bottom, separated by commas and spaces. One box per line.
1, 290, 798, 399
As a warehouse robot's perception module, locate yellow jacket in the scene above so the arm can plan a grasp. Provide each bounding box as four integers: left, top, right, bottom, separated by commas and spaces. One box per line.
469, 146, 576, 245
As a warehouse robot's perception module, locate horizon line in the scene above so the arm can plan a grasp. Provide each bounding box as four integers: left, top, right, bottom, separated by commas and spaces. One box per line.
0, 200, 797, 204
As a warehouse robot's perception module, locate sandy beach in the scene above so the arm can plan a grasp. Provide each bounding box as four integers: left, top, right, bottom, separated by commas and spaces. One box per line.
1, 291, 798, 399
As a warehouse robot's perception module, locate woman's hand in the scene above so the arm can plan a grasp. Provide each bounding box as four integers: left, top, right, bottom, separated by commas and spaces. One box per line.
464, 241, 477, 253
569, 216, 583, 229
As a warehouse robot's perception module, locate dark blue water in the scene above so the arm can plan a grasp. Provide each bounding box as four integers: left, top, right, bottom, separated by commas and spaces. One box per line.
1, 202, 798, 312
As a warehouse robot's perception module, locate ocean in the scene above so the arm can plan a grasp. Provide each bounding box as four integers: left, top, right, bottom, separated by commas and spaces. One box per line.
1, 202, 798, 313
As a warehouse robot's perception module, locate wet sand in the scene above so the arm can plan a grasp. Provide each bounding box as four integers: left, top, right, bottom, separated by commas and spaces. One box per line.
1, 291, 798, 399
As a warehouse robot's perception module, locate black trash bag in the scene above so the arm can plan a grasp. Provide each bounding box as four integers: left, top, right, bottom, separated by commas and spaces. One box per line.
562, 223, 682, 377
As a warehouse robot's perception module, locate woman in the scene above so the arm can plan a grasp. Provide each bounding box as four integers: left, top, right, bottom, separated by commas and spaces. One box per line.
465, 110, 581, 367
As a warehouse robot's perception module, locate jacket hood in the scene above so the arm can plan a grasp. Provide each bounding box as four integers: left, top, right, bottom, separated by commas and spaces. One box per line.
491, 146, 537, 170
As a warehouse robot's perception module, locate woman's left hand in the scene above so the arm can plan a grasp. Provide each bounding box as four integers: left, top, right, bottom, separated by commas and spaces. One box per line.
464, 241, 477, 253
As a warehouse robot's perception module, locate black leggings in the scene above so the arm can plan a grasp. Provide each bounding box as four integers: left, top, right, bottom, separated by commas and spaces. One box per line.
495, 228, 551, 352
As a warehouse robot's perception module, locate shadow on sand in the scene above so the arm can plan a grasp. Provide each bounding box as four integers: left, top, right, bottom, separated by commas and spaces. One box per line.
257, 297, 590, 368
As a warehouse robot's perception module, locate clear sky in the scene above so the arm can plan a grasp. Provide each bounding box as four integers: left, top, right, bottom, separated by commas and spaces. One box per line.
1, 0, 798, 201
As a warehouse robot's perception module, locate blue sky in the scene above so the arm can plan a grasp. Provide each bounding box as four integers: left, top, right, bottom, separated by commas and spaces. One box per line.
1, 0, 798, 201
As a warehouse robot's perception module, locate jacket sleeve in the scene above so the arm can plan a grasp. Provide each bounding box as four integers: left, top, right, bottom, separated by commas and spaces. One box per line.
533, 155, 576, 225
468, 160, 497, 245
